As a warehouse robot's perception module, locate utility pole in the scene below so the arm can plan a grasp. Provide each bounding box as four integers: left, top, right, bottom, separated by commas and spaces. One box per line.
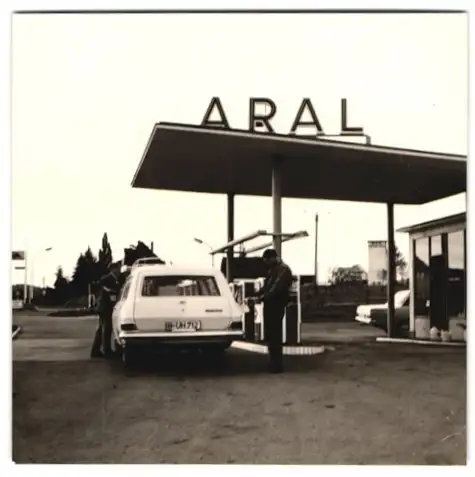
24, 253, 28, 305
314, 213, 319, 286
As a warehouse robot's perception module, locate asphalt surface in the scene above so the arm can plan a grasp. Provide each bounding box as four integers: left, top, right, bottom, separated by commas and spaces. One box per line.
12, 312, 466, 465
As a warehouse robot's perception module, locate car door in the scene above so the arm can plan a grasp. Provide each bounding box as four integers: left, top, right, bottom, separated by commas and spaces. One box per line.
180, 276, 232, 332
132, 274, 187, 332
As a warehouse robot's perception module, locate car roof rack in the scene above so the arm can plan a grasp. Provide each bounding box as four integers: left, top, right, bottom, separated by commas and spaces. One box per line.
133, 257, 165, 266
121, 257, 166, 273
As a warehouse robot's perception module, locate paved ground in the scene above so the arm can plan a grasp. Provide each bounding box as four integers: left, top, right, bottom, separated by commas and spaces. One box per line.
302, 321, 386, 343
12, 313, 466, 465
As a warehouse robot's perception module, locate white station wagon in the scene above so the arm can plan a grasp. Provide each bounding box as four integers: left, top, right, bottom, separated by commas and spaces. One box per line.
111, 263, 245, 366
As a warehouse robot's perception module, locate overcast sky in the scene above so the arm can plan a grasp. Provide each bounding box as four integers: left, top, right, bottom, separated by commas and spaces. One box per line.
11, 12, 467, 286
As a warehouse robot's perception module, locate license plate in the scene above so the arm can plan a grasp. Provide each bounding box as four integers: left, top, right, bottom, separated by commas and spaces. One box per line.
165, 321, 202, 332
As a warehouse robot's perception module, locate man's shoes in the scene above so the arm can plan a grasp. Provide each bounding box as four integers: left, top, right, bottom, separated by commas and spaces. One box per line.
268, 366, 284, 374
90, 351, 104, 359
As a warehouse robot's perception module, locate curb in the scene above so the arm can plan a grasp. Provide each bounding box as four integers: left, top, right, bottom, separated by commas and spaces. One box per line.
376, 337, 466, 347
232, 341, 326, 356
12, 326, 22, 340
301, 337, 383, 346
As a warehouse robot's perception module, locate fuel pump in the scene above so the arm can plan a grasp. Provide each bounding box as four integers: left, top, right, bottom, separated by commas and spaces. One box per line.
252, 275, 301, 345
231, 279, 258, 341
213, 229, 308, 346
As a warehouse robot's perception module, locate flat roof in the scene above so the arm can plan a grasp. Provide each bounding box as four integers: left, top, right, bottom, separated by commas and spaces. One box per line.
132, 123, 467, 205
397, 212, 466, 234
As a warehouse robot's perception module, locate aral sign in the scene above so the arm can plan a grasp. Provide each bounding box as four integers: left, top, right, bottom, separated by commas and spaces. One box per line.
201, 97, 365, 136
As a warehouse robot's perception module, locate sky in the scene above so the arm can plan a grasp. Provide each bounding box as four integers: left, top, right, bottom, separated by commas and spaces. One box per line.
11, 12, 467, 287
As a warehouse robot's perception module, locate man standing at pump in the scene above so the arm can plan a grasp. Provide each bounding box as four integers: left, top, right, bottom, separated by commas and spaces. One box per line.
248, 249, 293, 373
90, 263, 122, 358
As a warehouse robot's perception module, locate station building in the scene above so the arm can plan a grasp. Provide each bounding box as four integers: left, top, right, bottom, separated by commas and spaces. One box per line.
399, 212, 466, 341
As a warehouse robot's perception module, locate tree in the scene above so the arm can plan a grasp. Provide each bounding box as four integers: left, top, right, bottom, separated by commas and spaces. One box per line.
123, 241, 164, 266
329, 265, 367, 285
395, 246, 408, 279
70, 246, 101, 298
71, 253, 89, 297
54, 266, 70, 304
98, 233, 113, 278
83, 246, 98, 282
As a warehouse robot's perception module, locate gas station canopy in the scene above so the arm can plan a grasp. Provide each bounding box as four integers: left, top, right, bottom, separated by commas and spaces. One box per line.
131, 123, 466, 204
131, 121, 466, 339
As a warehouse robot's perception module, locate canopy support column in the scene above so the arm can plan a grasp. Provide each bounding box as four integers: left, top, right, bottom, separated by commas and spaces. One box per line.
386, 202, 396, 337
226, 193, 235, 282
272, 157, 282, 257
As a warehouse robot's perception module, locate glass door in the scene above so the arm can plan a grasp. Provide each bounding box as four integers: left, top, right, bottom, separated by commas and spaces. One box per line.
429, 234, 448, 331
447, 230, 466, 340
413, 237, 430, 338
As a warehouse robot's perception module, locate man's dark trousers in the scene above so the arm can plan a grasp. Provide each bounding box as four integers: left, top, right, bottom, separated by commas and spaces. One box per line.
91, 306, 113, 357
264, 303, 286, 372
100, 307, 113, 356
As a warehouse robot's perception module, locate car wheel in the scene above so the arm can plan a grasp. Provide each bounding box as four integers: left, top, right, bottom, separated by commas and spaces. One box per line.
122, 346, 137, 369
201, 343, 231, 354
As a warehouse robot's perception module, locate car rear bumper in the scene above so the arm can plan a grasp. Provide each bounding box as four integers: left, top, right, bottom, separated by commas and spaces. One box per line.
355, 315, 374, 325
119, 330, 244, 346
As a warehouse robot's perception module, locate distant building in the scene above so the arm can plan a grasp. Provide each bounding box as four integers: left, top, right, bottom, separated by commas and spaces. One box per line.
367, 240, 388, 284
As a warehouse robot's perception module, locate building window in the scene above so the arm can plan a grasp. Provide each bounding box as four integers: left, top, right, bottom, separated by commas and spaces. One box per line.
431, 235, 442, 256
447, 230, 465, 318
414, 237, 430, 316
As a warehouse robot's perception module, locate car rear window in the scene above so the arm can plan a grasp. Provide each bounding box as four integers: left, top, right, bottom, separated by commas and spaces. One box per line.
141, 275, 221, 297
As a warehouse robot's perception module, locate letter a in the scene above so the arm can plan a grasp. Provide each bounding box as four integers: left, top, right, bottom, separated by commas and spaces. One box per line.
201, 97, 231, 129
289, 99, 324, 135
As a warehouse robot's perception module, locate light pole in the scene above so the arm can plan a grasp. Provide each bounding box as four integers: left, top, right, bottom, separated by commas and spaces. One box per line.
29, 247, 53, 304
194, 238, 214, 267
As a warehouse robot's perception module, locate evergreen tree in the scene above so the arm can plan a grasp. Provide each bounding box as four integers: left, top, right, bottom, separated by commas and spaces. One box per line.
98, 233, 113, 277
83, 246, 98, 283
54, 266, 70, 304
71, 253, 88, 297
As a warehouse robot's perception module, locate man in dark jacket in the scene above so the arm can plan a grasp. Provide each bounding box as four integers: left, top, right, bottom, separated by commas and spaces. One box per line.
90, 263, 122, 358
249, 249, 293, 373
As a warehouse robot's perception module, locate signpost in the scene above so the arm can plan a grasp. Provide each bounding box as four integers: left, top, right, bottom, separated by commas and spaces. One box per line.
314, 214, 319, 286
12, 248, 52, 305
12, 251, 25, 260
12, 251, 27, 305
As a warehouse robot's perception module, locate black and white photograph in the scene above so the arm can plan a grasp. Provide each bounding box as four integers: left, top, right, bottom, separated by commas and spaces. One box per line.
3, 2, 470, 469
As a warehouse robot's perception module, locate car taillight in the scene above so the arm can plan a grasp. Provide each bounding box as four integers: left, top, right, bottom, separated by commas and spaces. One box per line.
121, 323, 137, 331
229, 321, 243, 331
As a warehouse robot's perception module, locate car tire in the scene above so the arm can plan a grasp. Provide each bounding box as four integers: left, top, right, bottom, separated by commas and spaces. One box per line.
122, 346, 137, 369
201, 343, 231, 354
